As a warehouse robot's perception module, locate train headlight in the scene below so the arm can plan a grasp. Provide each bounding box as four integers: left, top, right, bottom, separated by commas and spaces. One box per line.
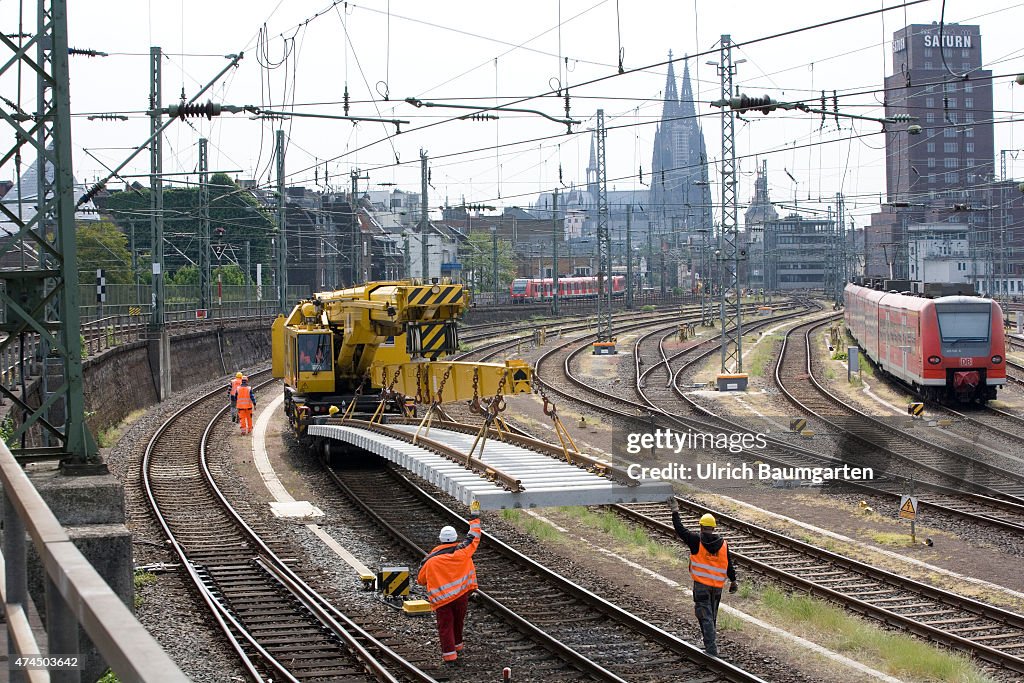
927, 356, 942, 365
992, 355, 1003, 364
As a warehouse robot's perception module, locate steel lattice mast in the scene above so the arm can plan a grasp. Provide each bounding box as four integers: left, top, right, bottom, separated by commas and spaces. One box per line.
0, 0, 97, 463
199, 138, 211, 311
595, 109, 613, 346
716, 35, 743, 374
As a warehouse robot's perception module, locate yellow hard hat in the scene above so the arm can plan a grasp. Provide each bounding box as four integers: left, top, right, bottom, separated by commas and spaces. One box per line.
328, 405, 340, 415
236, 372, 243, 378
699, 513, 717, 527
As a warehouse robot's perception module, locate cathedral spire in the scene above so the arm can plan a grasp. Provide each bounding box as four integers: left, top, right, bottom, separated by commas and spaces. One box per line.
679, 56, 697, 119
662, 50, 679, 120
586, 131, 598, 199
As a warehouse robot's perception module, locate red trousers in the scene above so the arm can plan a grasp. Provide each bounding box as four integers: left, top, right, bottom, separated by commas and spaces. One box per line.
434, 592, 470, 661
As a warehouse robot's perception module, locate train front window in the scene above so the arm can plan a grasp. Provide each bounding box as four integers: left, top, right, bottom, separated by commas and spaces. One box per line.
511, 279, 528, 293
298, 333, 332, 373
935, 307, 990, 343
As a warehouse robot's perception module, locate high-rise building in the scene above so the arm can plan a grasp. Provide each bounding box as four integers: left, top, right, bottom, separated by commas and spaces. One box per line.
649, 53, 713, 242
868, 22, 995, 280
884, 23, 993, 202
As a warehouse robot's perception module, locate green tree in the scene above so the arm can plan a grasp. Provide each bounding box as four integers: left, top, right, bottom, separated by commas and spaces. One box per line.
170, 265, 198, 286
100, 173, 274, 276
461, 231, 516, 293
213, 264, 247, 286
77, 220, 133, 284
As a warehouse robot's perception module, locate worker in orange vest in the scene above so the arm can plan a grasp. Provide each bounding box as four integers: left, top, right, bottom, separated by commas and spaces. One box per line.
228, 371, 243, 423
416, 500, 481, 665
235, 376, 257, 435
668, 497, 736, 657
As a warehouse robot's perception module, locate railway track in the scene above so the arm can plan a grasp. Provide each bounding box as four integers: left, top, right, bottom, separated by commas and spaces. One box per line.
776, 318, 1024, 503
484, 302, 1024, 672
651, 316, 1024, 534
634, 313, 1024, 536
327, 456, 767, 683
615, 498, 1024, 674
927, 401, 1024, 451
457, 302, 720, 359
534, 302, 1024, 535
532, 300, 811, 428
142, 371, 435, 682
1005, 337, 1024, 385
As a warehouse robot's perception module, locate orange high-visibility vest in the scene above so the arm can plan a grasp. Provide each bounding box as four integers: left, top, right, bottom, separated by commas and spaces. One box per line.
417, 518, 481, 609
229, 377, 242, 400
235, 385, 253, 410
689, 540, 729, 588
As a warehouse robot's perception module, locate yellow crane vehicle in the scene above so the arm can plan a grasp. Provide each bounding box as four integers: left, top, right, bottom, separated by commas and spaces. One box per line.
271, 280, 532, 437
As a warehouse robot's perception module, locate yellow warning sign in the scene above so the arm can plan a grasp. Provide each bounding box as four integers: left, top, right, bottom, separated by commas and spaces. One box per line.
899, 495, 918, 521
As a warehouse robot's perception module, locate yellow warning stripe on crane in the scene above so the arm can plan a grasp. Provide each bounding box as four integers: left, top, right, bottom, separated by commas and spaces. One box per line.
407, 284, 463, 307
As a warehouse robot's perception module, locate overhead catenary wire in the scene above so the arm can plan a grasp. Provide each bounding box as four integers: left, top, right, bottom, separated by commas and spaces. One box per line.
70, 0, 1024, 238
208, 0, 933, 197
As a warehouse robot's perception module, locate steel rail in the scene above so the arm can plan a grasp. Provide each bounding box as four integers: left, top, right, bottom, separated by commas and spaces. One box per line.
776, 318, 1024, 503
615, 498, 1024, 674
539, 303, 1024, 535
143, 370, 434, 683
325, 459, 768, 683
654, 315, 1024, 534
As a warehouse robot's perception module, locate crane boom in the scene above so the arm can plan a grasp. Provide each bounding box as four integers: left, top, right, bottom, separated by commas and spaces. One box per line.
271, 280, 532, 435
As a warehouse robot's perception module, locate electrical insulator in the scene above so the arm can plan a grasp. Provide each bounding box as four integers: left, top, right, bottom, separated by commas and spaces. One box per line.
890, 114, 914, 122
167, 100, 223, 120
459, 113, 498, 122
733, 95, 777, 115
68, 47, 108, 57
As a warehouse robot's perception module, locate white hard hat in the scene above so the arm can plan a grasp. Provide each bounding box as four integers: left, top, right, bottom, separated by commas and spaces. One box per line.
438, 526, 457, 543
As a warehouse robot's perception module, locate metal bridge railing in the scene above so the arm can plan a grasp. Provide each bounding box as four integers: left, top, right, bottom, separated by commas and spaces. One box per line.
0, 438, 188, 682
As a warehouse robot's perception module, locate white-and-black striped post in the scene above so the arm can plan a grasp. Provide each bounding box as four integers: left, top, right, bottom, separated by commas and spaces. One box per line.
96, 268, 106, 317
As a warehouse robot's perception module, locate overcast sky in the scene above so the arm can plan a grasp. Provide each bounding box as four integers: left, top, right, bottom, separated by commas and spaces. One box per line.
5, 0, 1024, 227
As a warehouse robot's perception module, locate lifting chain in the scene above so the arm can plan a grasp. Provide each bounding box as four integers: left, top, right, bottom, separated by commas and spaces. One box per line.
387, 367, 402, 394
369, 367, 403, 424
535, 377, 579, 465
436, 364, 453, 404
415, 364, 425, 404
485, 371, 508, 418
468, 370, 510, 462
469, 367, 482, 413
342, 376, 368, 420
536, 380, 557, 418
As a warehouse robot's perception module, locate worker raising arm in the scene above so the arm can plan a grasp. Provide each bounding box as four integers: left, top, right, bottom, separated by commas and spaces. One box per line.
668, 496, 737, 658
416, 501, 482, 665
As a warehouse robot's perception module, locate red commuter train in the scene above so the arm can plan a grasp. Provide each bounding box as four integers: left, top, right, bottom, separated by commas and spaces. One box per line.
844, 283, 1006, 402
510, 275, 626, 303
